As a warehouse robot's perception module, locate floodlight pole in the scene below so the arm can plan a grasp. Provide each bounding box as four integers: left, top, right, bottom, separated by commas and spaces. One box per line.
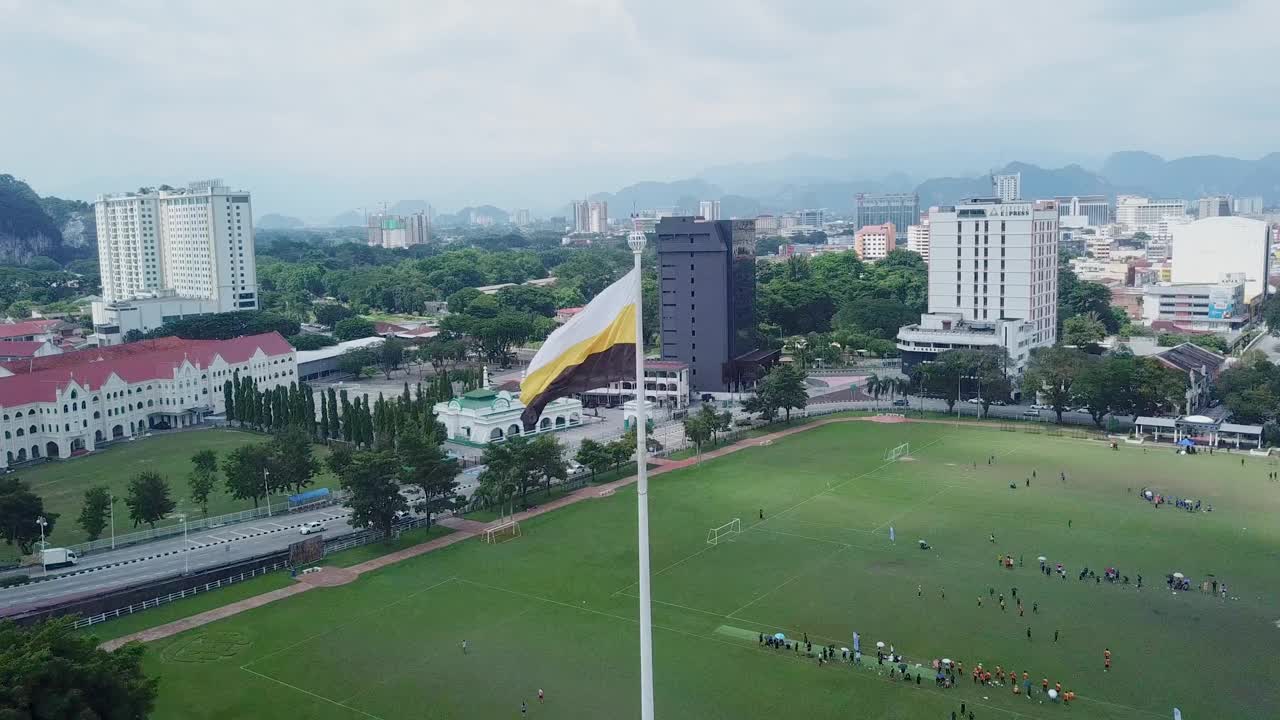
628, 226, 655, 720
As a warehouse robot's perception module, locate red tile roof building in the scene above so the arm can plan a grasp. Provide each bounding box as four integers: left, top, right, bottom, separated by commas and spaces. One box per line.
0, 333, 296, 468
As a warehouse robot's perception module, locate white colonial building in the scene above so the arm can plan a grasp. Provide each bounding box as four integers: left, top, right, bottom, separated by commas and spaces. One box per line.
578, 360, 691, 410
0, 333, 296, 469
433, 388, 583, 446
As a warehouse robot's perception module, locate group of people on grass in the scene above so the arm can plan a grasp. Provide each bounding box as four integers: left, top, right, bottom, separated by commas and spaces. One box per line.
1140, 488, 1211, 512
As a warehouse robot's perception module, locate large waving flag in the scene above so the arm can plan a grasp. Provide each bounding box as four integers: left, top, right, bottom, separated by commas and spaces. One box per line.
520, 267, 640, 430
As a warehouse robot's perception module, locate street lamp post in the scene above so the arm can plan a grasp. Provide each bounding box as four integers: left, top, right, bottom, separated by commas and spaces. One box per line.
109, 493, 116, 550
35, 516, 47, 575
180, 515, 189, 574
263, 469, 272, 517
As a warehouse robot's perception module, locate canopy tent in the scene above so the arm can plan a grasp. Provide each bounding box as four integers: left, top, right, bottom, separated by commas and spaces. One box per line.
1134, 415, 1264, 449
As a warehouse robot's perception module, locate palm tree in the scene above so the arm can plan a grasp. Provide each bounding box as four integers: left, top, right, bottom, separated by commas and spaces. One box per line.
865, 374, 882, 409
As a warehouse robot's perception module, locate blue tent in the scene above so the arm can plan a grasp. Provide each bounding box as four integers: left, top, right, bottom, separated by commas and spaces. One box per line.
1177, 438, 1195, 448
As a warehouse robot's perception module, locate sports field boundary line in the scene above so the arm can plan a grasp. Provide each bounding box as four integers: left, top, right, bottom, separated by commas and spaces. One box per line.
727, 545, 849, 619
613, 432, 950, 598
459, 577, 1046, 720
240, 665, 389, 720
241, 576, 459, 670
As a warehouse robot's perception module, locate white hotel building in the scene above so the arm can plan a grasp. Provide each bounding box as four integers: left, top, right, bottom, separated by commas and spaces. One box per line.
906, 222, 931, 263
0, 333, 295, 469
1115, 196, 1189, 233
897, 198, 1058, 374
93, 180, 258, 344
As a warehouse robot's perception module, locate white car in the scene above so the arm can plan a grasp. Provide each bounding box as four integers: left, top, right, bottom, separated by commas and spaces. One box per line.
299, 521, 324, 535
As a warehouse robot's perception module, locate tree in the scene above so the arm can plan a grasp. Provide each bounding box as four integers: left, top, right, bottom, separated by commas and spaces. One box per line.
222, 444, 273, 509
124, 471, 175, 529
268, 428, 319, 495
574, 439, 613, 482
78, 486, 112, 542
337, 347, 376, 377
341, 450, 408, 539
0, 478, 56, 555
420, 335, 467, 374
145, 310, 299, 340
1062, 313, 1107, 349
477, 440, 522, 518
446, 287, 484, 314
326, 443, 355, 477
288, 333, 339, 351
756, 364, 808, 422
1072, 356, 1116, 427
0, 616, 158, 719
742, 392, 778, 422
122, 329, 145, 344
1021, 346, 1089, 423
526, 434, 568, 498
312, 302, 355, 328
188, 449, 219, 517
397, 428, 460, 526
378, 338, 408, 379
682, 412, 713, 460
333, 316, 377, 341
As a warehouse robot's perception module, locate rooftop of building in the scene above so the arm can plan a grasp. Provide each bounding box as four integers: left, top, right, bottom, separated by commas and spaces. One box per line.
295, 336, 384, 365
1153, 343, 1226, 376
0, 332, 293, 407
0, 319, 64, 339
0, 341, 56, 359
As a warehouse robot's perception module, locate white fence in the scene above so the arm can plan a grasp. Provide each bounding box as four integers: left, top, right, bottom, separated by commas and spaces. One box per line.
70, 560, 290, 630
69, 492, 349, 556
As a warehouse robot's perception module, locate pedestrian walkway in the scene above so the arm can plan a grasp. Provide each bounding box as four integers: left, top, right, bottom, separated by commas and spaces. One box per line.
102, 413, 899, 651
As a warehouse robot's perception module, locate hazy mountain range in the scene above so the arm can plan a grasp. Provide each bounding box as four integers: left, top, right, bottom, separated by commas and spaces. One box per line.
317, 151, 1280, 227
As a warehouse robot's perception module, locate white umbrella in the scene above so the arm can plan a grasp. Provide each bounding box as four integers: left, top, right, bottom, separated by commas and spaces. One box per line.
1173, 572, 1185, 579
1048, 689, 1059, 701
1037, 556, 1047, 562
876, 641, 886, 649
774, 632, 785, 640
942, 658, 952, 666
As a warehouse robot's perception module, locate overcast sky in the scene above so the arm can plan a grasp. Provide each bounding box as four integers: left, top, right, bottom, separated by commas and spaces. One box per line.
2, 0, 1276, 220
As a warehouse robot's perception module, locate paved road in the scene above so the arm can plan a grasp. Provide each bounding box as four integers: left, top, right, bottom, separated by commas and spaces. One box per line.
0, 503, 363, 616
1249, 332, 1280, 362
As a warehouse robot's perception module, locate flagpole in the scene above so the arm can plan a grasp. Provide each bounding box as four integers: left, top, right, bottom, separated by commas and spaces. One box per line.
628, 226, 655, 720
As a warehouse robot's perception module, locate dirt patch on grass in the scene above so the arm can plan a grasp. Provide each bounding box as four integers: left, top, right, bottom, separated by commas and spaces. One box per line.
297, 566, 358, 587
864, 415, 910, 424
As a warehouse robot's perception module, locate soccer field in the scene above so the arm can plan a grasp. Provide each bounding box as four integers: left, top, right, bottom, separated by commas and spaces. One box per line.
136, 420, 1280, 719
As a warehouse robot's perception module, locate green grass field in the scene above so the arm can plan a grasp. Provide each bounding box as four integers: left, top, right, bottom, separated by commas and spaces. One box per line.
12, 428, 336, 553
129, 421, 1280, 719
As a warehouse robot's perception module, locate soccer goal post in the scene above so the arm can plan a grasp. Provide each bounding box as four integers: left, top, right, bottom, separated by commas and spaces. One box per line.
884, 442, 911, 462
484, 520, 521, 544
706, 518, 742, 546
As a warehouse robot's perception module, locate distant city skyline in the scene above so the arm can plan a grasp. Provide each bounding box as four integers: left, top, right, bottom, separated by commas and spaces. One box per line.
2, 1, 1277, 219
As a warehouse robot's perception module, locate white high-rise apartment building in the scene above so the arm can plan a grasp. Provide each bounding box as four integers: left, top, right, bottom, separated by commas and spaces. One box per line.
698, 200, 721, 221
993, 172, 1021, 201
1115, 196, 1188, 232
588, 201, 608, 233
92, 180, 257, 343
906, 222, 931, 263
1171, 216, 1271, 302
897, 198, 1058, 373
157, 181, 256, 308
96, 194, 163, 303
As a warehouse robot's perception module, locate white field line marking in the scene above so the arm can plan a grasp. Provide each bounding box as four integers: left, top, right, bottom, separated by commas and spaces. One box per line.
611, 434, 950, 597
461, 577, 1047, 720
242, 576, 458, 670
334, 606, 537, 706
240, 667, 388, 720
727, 545, 848, 619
